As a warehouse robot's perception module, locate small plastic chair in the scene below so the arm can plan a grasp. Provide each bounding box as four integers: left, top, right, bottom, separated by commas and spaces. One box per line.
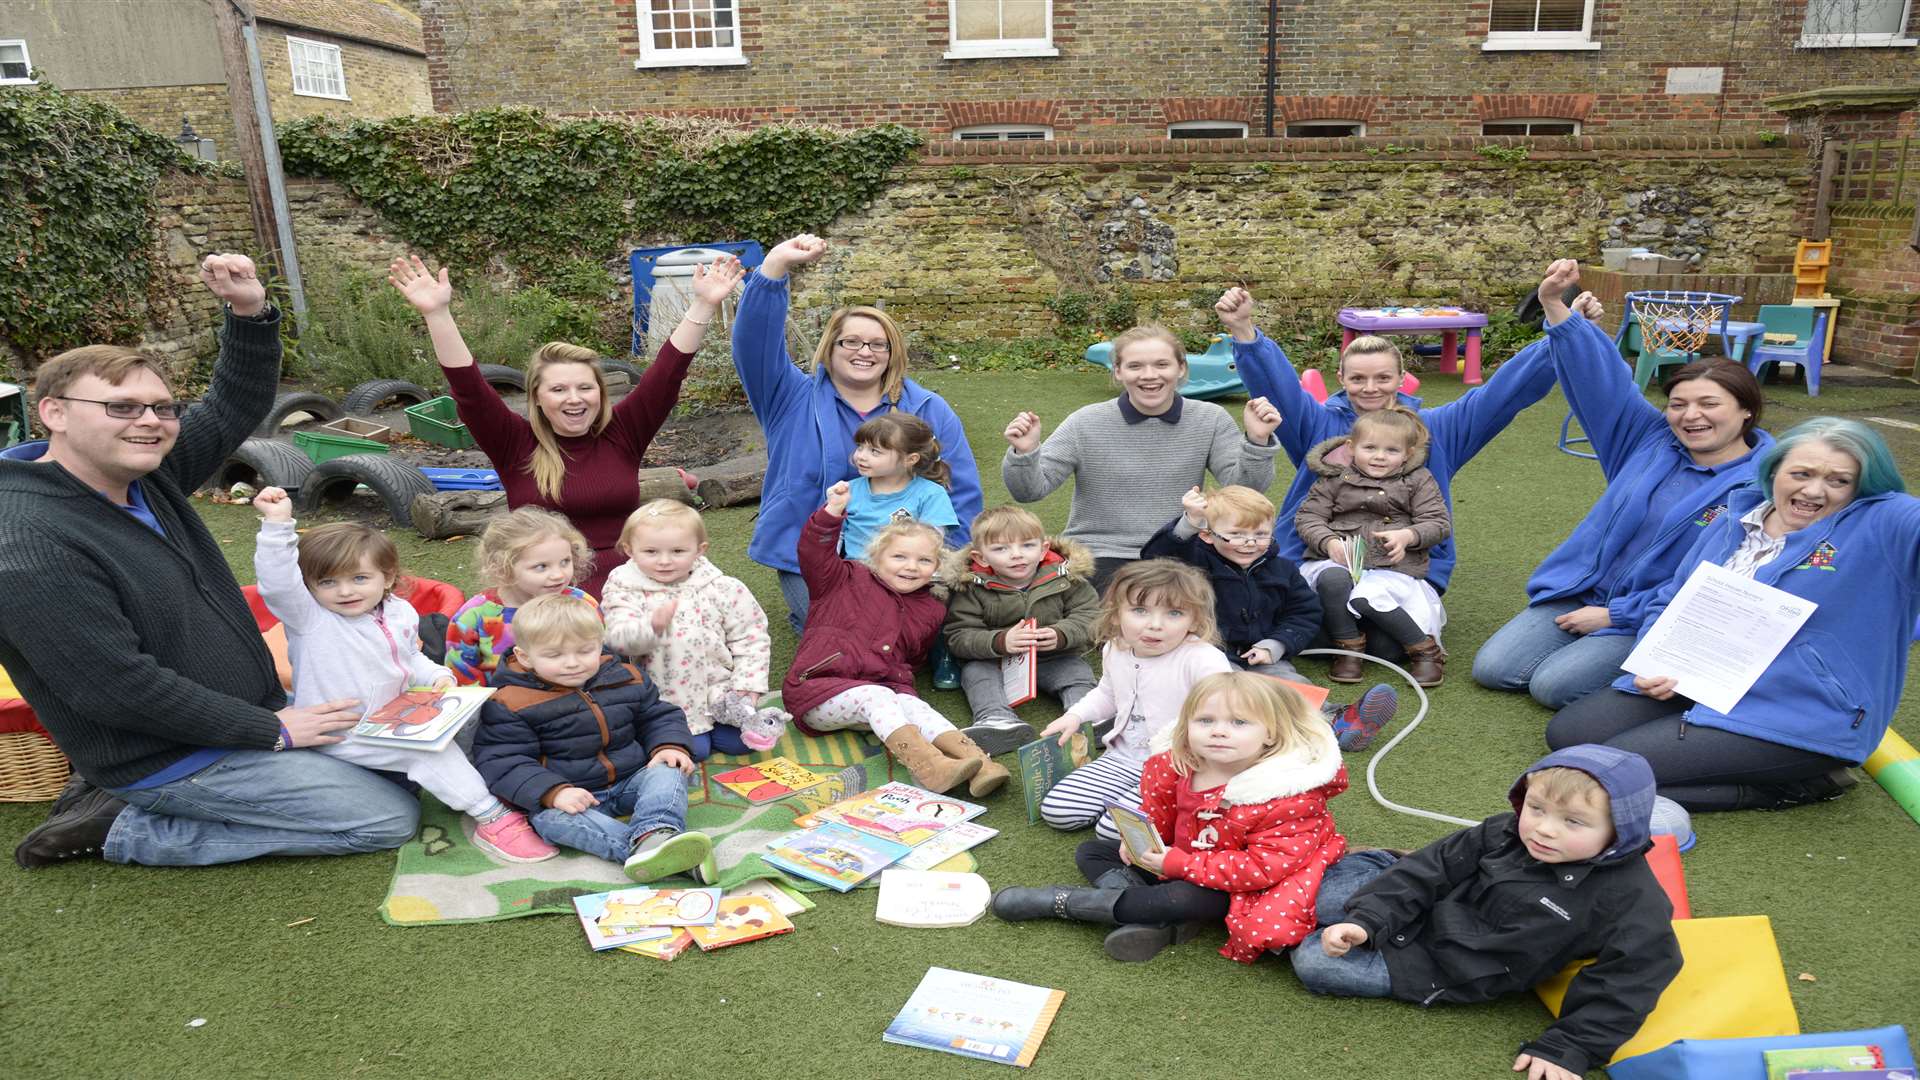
1299, 368, 1420, 404
1747, 304, 1828, 397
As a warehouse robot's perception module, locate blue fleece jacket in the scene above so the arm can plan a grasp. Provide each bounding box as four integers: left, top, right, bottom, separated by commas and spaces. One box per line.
1523, 313, 1774, 635
732, 271, 983, 575
1233, 330, 1558, 589
1610, 485, 1920, 764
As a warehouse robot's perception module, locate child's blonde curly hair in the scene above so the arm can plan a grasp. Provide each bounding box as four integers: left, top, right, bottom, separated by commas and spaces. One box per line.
1093, 558, 1220, 648
1165, 671, 1325, 777
860, 520, 946, 577
476, 507, 594, 590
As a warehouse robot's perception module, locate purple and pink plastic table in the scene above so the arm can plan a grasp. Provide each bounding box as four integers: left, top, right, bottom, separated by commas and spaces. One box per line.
1336, 307, 1489, 385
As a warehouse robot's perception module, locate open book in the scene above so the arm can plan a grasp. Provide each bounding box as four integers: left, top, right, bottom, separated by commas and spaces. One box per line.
350, 686, 493, 753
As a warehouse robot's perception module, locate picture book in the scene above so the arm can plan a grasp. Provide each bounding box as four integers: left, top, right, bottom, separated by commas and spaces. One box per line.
710, 757, 828, 803
883, 967, 1064, 1068
594, 887, 723, 929
763, 822, 911, 892
686, 894, 795, 951
1105, 803, 1166, 862
1262, 675, 1330, 711
796, 782, 986, 847
617, 930, 694, 963
728, 877, 816, 917
350, 685, 493, 753
1001, 618, 1038, 707
1016, 725, 1097, 824
876, 870, 991, 929
1765, 1046, 1885, 1080
898, 821, 998, 872
1783, 1071, 1913, 1080
571, 889, 679, 952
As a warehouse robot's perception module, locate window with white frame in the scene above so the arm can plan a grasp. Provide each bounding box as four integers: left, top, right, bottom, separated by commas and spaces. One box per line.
1799, 0, 1916, 47
1, 39, 34, 84
1285, 120, 1365, 138
953, 124, 1053, 142
636, 0, 746, 67
948, 0, 1057, 59
1168, 121, 1248, 140
1482, 118, 1581, 135
1484, 0, 1600, 50
287, 37, 347, 99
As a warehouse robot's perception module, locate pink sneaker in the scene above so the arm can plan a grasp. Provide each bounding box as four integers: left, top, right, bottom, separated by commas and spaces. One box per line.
472, 810, 557, 863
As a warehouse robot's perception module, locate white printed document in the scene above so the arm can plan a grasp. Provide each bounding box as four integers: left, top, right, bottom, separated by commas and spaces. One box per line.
1621, 561, 1817, 714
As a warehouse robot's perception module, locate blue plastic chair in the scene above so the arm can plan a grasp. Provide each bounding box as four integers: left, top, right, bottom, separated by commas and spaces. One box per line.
1747, 304, 1829, 397
1614, 292, 1741, 390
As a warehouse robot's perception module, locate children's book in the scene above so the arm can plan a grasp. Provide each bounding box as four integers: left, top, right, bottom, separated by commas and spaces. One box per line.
727, 877, 816, 917
883, 967, 1064, 1068
1262, 675, 1331, 711
1001, 618, 1038, 707
898, 820, 999, 871
570, 889, 679, 952
710, 757, 829, 803
1016, 725, 1097, 825
876, 870, 991, 928
350, 685, 493, 753
1765, 1046, 1886, 1080
1105, 802, 1166, 862
617, 930, 695, 962
1784, 1071, 1913, 1080
686, 894, 795, 951
1344, 531, 1367, 584
763, 822, 911, 892
796, 782, 987, 847
594, 887, 724, 930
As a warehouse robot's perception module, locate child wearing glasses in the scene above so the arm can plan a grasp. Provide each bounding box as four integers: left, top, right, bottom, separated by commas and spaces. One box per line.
1296, 406, 1453, 688
1145, 485, 1400, 750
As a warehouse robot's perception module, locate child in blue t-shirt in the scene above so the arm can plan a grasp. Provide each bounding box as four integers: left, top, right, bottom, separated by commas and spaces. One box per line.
839, 413, 959, 558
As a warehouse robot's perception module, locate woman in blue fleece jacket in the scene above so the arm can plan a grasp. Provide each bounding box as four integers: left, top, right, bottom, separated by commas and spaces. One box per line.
732, 234, 983, 633
1548, 417, 1920, 812
1474, 263, 1772, 709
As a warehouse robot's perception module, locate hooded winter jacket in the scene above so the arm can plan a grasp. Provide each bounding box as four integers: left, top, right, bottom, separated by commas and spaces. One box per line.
601, 556, 772, 733
934, 538, 1101, 660
1296, 435, 1451, 581
1141, 516, 1321, 660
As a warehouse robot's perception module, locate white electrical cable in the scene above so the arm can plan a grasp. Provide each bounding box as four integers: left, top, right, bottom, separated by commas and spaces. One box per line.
1299, 647, 1478, 828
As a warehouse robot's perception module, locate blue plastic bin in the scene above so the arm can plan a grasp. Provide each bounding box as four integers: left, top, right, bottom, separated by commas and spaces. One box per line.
420, 468, 502, 492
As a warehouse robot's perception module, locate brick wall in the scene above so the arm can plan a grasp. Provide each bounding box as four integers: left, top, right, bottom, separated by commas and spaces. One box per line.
71, 84, 236, 161
256, 24, 432, 123
1827, 204, 1919, 377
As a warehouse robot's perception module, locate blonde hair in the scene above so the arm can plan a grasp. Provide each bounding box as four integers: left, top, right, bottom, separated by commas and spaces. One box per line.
1338, 334, 1404, 376
1165, 671, 1324, 777
297, 522, 402, 598
1201, 485, 1276, 530
860, 519, 945, 572
1527, 766, 1611, 812
1107, 324, 1188, 389
811, 306, 909, 401
1350, 404, 1430, 460
618, 499, 708, 554
524, 343, 612, 501
969, 505, 1047, 549
855, 413, 950, 488
1094, 558, 1220, 648
34, 344, 172, 400
477, 507, 593, 590
509, 592, 605, 651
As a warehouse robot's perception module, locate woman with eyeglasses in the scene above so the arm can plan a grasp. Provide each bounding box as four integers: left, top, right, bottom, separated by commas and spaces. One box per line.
731, 233, 983, 633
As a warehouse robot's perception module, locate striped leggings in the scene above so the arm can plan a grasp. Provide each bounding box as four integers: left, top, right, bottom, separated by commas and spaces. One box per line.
1038, 754, 1142, 841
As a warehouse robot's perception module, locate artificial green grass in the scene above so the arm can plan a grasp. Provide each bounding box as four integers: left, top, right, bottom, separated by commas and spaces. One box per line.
6, 367, 1920, 1079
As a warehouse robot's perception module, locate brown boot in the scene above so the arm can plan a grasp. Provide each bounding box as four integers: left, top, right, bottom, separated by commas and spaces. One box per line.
933, 731, 1010, 798
1328, 638, 1369, 683
884, 727, 981, 794
1404, 637, 1446, 688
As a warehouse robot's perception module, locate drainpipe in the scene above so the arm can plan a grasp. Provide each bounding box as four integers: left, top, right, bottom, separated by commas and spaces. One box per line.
239, 10, 307, 330
1264, 0, 1278, 137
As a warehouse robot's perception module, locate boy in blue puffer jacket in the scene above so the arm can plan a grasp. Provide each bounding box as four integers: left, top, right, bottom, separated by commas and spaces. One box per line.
474, 593, 714, 884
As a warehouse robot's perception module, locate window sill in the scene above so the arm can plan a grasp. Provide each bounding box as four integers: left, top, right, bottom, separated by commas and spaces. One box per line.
943, 45, 1060, 60
0, 77, 36, 86
1481, 36, 1602, 52
634, 54, 748, 69
1795, 35, 1917, 48
292, 89, 351, 101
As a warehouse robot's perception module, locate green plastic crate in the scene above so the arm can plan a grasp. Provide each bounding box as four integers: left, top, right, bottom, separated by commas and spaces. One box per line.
403, 396, 475, 450
293, 428, 390, 464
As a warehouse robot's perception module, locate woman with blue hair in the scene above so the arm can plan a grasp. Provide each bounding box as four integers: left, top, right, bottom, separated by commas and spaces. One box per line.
1548, 417, 1920, 811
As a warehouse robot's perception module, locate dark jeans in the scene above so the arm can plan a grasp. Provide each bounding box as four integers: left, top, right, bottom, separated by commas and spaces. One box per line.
1090, 556, 1134, 599
1290, 849, 1398, 995
1548, 689, 1848, 812
1314, 568, 1425, 646
1075, 838, 1231, 926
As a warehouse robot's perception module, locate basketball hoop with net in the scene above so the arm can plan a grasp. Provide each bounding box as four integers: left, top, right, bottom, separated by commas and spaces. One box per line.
1625, 290, 1740, 360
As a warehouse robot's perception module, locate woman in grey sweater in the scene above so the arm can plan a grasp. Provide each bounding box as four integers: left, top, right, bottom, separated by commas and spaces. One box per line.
1002, 324, 1282, 594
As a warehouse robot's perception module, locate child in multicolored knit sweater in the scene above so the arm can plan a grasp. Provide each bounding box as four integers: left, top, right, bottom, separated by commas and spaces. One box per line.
447, 507, 598, 686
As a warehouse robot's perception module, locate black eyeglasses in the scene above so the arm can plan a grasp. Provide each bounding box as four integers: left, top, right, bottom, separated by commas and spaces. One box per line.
54, 396, 191, 420
834, 337, 891, 355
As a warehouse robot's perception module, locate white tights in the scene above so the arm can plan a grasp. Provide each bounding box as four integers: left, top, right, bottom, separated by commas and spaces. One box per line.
802, 685, 956, 742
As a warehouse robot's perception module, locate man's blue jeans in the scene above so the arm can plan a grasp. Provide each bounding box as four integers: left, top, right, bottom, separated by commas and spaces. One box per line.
530, 764, 688, 864
103, 750, 421, 866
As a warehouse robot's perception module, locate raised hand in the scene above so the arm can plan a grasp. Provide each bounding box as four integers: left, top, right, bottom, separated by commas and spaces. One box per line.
1214, 287, 1257, 342
1003, 411, 1043, 455
1537, 258, 1580, 326
388, 255, 454, 316
1181, 485, 1210, 529
824, 480, 852, 518
1243, 396, 1281, 445
252, 486, 294, 522
690, 254, 745, 308
200, 253, 266, 317
1570, 290, 1605, 323
762, 233, 829, 279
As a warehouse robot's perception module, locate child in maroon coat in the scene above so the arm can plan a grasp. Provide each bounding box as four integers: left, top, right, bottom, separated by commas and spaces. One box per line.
992, 671, 1348, 962
782, 482, 1007, 796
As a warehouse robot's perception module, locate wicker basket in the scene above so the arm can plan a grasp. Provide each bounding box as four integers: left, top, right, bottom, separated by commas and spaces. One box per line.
0, 730, 70, 802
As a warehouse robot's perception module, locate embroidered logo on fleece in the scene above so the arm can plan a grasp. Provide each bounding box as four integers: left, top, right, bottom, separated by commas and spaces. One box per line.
1693, 504, 1727, 527
1793, 541, 1837, 571
1538, 896, 1572, 921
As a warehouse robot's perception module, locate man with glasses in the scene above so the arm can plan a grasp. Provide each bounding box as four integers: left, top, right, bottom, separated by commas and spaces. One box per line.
0, 254, 420, 869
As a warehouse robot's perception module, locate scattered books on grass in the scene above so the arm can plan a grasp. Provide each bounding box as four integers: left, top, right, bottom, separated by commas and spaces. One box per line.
618, 930, 695, 963
796, 782, 986, 847
710, 757, 829, 803
599, 887, 723, 929
728, 876, 815, 917
883, 967, 1064, 1068
1016, 725, 1096, 824
897, 820, 998, 871
876, 870, 991, 929
1002, 618, 1038, 707
764, 821, 911, 892
1104, 803, 1165, 862
571, 889, 680, 952
351, 686, 493, 753
687, 894, 794, 951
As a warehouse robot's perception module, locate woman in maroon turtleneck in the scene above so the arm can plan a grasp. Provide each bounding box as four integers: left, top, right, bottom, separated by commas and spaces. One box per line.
389, 254, 744, 598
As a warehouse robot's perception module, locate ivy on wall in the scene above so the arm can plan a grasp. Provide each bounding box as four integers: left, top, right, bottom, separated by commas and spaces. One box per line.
0, 82, 221, 363
277, 109, 922, 279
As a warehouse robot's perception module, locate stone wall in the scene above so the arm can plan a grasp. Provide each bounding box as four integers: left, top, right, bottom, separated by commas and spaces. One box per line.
72, 84, 236, 161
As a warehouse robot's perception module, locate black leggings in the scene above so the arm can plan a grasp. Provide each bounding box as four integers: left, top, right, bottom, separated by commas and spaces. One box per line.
1314, 568, 1426, 646
1075, 839, 1230, 925
1547, 689, 1848, 812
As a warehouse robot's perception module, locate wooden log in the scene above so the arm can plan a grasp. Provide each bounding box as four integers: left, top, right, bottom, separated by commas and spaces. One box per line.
695, 449, 768, 508
637, 466, 697, 505
410, 490, 509, 540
